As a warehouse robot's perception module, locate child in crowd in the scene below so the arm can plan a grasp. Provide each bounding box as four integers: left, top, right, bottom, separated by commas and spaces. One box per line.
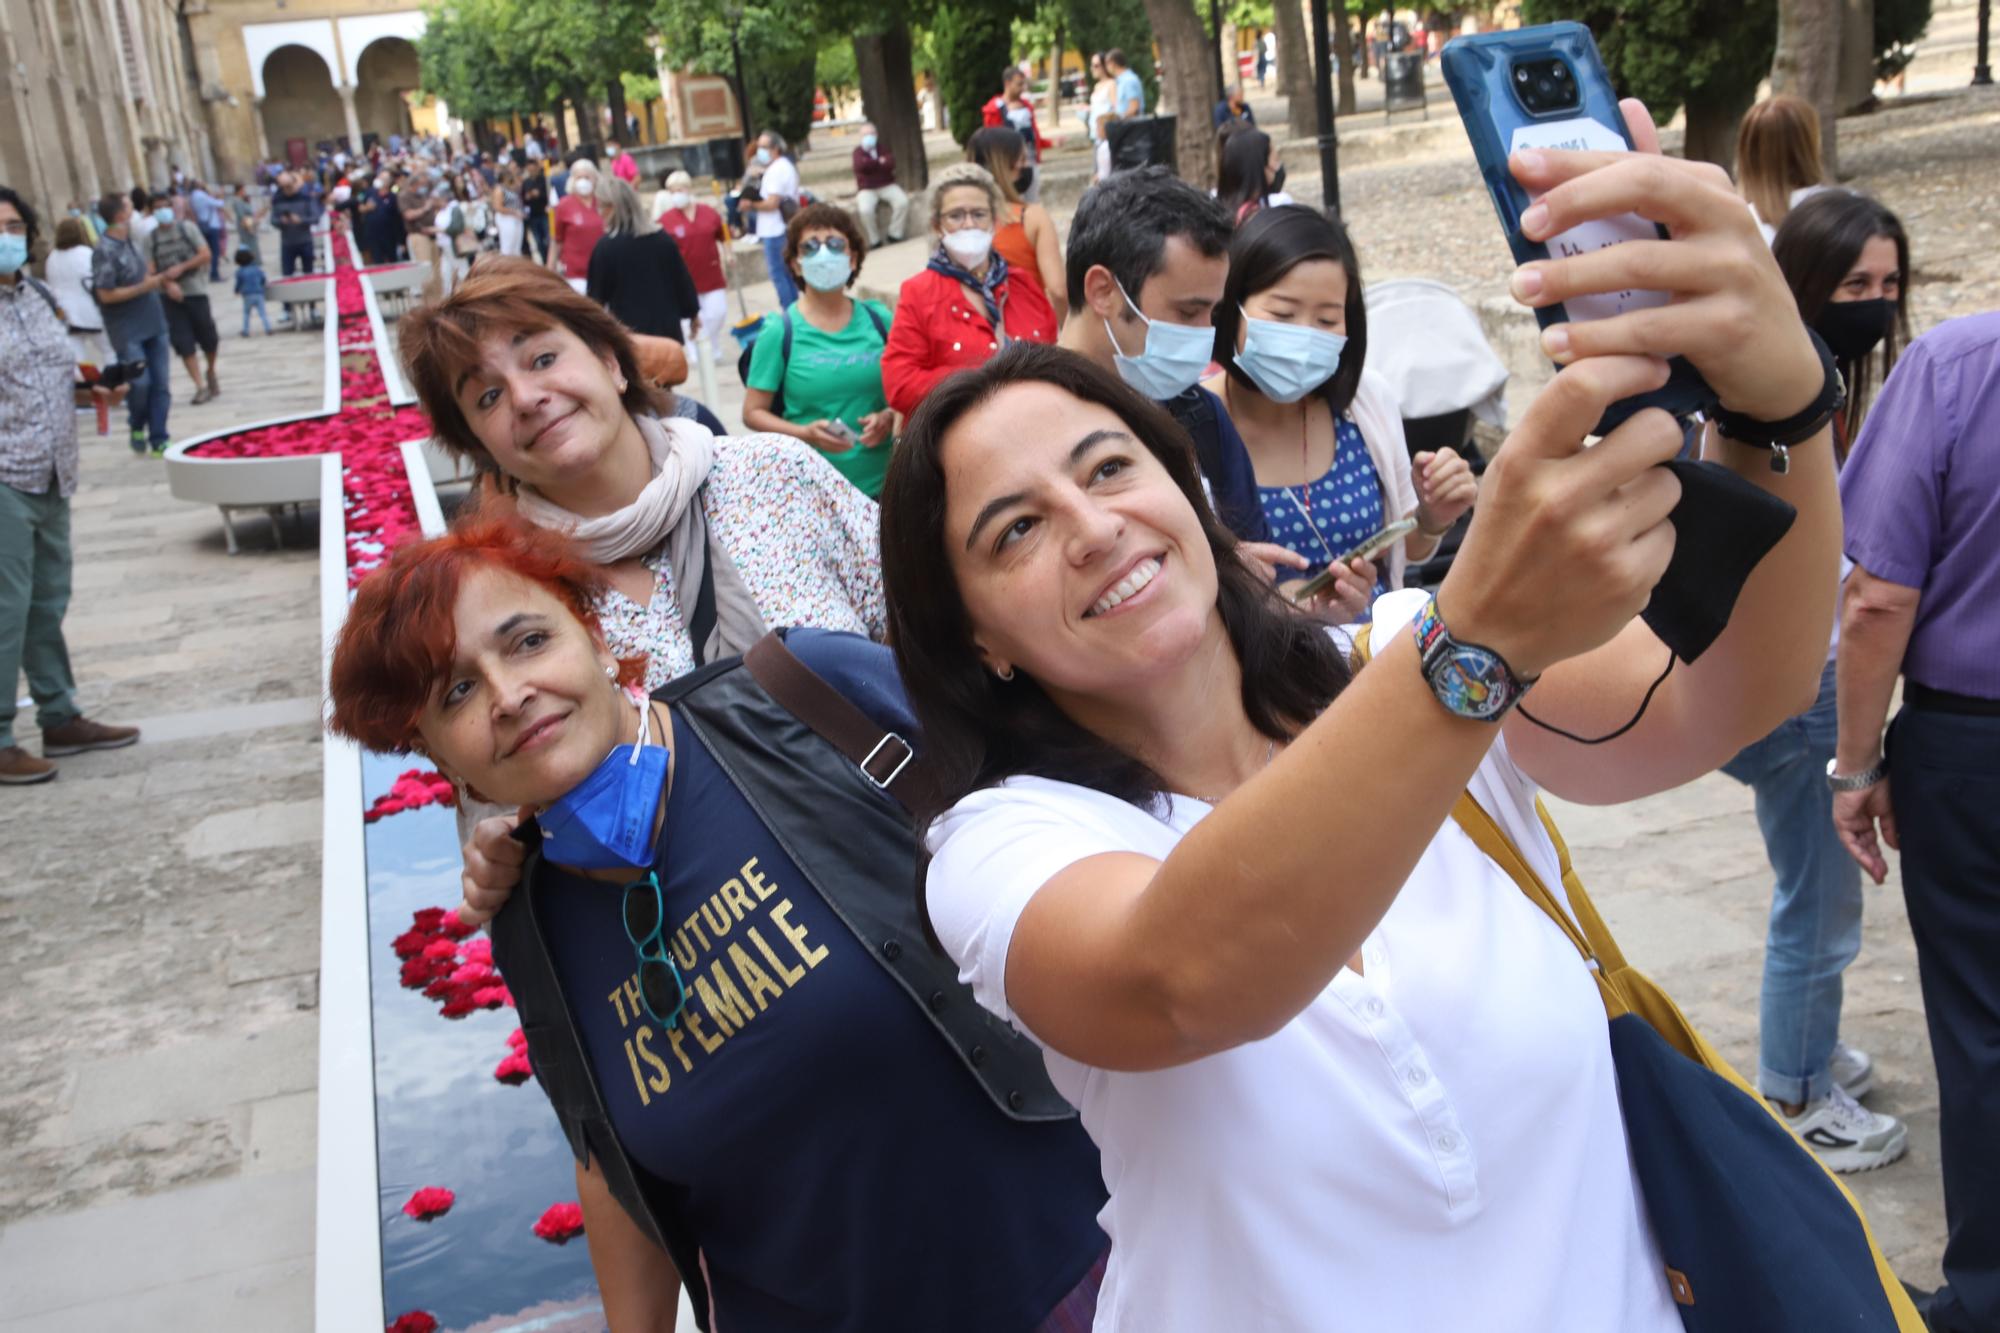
234, 246, 271, 336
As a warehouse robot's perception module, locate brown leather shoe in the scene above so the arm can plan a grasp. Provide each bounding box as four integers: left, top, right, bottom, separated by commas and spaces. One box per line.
41, 717, 141, 756
0, 746, 58, 784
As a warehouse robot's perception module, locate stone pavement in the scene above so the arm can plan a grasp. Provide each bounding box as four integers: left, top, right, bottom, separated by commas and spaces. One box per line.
5, 26, 1991, 1322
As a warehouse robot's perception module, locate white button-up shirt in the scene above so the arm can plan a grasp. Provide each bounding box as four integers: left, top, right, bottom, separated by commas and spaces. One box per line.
926, 595, 1683, 1332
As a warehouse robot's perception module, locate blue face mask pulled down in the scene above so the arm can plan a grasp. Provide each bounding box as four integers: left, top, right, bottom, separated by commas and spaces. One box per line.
0, 233, 26, 276
538, 694, 669, 871
1107, 277, 1217, 401
1235, 309, 1348, 404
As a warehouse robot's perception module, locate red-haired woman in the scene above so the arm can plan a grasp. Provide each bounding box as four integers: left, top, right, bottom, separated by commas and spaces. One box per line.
327, 513, 1109, 1333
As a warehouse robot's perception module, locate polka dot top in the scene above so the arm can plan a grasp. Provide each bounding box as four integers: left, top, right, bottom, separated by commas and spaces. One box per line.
593, 433, 887, 690
1259, 416, 1388, 589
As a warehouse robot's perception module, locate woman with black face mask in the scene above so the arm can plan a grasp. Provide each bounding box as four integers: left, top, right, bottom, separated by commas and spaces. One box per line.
1216, 127, 1293, 225
1710, 187, 1914, 1175
966, 127, 1067, 325
1772, 191, 1910, 461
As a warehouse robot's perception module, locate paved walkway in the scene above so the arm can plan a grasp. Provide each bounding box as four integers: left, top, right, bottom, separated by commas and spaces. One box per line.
5, 20, 1990, 1319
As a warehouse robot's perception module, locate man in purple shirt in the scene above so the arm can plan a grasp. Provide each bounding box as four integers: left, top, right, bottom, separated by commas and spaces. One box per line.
850, 123, 907, 248
1832, 310, 2000, 1333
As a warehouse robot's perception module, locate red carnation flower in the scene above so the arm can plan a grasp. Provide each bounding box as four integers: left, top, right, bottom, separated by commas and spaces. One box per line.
532, 1201, 585, 1242
420, 937, 459, 961
439, 992, 478, 1019
470, 985, 510, 1010
391, 929, 431, 960
506, 1026, 527, 1051
411, 907, 449, 931
494, 1049, 534, 1084
387, 1313, 438, 1333
401, 1186, 456, 1221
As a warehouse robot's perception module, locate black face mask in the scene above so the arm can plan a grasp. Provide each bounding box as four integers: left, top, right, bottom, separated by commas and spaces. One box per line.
1812, 298, 1895, 364
1269, 165, 1287, 195
1517, 459, 1796, 744
1014, 168, 1033, 197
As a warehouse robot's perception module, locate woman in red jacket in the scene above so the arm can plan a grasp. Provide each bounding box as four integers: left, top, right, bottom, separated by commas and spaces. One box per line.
881, 163, 1055, 417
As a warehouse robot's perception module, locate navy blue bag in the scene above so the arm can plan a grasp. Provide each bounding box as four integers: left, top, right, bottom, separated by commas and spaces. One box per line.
1452, 793, 1923, 1333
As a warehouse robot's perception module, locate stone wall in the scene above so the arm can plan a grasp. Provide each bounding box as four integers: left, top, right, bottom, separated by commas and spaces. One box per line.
1, 0, 216, 225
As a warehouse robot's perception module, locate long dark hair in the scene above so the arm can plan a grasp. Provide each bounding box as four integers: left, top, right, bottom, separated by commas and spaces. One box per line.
879, 342, 1353, 834
965, 126, 1028, 207
1771, 190, 1909, 453
1212, 204, 1368, 418
1216, 126, 1275, 221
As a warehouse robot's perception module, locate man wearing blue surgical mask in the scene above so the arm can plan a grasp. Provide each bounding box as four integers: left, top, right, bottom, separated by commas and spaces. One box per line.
1056, 167, 1286, 564
0, 186, 143, 784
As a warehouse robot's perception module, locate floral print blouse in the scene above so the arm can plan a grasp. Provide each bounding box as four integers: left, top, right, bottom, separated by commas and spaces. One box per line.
595, 433, 887, 689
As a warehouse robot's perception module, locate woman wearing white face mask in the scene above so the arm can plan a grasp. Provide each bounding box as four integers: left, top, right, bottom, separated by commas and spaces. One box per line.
880, 163, 1055, 418
551, 159, 604, 294
1203, 206, 1477, 607
653, 169, 731, 367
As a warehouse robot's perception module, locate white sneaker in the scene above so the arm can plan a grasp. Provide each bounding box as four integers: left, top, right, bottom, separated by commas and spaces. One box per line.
1782, 1085, 1908, 1173
1830, 1041, 1875, 1099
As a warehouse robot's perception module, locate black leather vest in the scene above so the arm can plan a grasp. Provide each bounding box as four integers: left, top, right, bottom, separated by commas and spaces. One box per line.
490, 642, 1073, 1328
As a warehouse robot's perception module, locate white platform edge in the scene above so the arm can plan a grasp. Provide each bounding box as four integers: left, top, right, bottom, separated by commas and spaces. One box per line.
313, 451, 384, 1332
401, 439, 450, 538
361, 268, 418, 407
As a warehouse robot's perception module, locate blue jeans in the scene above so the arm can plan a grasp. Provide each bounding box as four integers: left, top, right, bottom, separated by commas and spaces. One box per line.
203, 225, 226, 281
118, 329, 173, 449
241, 294, 271, 335
761, 234, 798, 308
1719, 660, 1862, 1105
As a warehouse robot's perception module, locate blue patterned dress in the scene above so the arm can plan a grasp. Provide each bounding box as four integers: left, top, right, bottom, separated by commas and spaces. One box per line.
1258, 416, 1389, 598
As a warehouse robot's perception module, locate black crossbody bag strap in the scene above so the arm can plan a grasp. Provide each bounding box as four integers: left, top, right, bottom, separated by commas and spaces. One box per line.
741, 632, 941, 815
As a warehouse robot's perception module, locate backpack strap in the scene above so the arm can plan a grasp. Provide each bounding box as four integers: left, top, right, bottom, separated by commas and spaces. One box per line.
741, 631, 942, 815
861, 301, 889, 345
22, 276, 62, 323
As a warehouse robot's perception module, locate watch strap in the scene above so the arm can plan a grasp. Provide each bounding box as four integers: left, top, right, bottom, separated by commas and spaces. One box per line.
1413, 597, 1533, 723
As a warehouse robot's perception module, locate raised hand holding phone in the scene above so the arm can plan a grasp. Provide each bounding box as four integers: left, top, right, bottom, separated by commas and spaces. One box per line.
1505, 114, 1823, 424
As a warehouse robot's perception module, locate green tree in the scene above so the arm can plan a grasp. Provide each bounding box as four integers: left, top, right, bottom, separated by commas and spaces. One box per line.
932, 0, 1029, 146
1520, 0, 1777, 169
1874, 0, 1932, 79
651, 0, 823, 144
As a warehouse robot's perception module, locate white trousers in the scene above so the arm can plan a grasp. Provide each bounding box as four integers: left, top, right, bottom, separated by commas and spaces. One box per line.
682, 287, 730, 366
853, 183, 910, 246
497, 215, 525, 258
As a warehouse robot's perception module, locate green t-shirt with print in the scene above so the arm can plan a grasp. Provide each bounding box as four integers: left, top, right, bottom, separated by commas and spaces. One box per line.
745, 298, 895, 497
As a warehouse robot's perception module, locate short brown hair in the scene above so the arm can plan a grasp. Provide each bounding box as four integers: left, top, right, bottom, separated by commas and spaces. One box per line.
783, 202, 867, 287
400, 257, 668, 471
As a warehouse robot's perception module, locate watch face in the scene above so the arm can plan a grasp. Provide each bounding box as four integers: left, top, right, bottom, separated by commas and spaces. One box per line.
1435, 645, 1512, 721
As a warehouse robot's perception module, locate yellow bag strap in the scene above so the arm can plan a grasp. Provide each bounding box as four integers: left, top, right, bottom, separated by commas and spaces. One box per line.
1353, 619, 1634, 982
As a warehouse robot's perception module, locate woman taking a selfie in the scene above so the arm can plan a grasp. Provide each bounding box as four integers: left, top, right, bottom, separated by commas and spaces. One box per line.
880, 103, 1861, 1329
327, 514, 1109, 1332
1203, 205, 1476, 613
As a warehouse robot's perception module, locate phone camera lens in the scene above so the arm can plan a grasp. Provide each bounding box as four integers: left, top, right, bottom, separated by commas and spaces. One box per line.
1515, 67, 1530, 83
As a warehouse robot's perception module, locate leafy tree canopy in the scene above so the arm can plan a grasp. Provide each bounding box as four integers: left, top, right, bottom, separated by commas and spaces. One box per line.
1517, 0, 1777, 130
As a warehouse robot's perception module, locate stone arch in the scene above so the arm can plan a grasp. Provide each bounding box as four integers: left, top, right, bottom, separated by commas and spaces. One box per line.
354, 37, 421, 145
260, 45, 345, 166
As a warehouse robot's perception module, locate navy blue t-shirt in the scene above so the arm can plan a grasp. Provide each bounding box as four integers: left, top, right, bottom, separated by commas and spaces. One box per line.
535, 630, 1108, 1332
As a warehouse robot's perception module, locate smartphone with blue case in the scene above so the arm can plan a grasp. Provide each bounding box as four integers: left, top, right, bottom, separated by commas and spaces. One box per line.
1441, 23, 1712, 434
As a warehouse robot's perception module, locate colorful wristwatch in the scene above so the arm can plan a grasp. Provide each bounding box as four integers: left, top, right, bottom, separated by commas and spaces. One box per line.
1413, 596, 1535, 722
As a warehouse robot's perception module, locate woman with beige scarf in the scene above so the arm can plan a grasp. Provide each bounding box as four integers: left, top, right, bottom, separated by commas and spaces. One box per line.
403, 257, 884, 692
